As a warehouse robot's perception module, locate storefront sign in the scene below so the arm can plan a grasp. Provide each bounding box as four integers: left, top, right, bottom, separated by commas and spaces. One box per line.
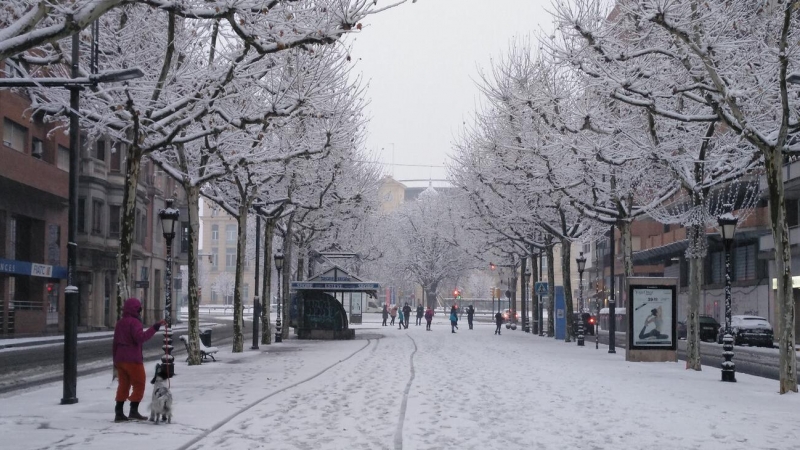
0, 258, 67, 279
628, 280, 676, 350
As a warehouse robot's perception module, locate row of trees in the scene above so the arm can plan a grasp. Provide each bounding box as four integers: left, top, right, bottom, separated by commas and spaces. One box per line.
446, 0, 798, 394
1, 0, 420, 363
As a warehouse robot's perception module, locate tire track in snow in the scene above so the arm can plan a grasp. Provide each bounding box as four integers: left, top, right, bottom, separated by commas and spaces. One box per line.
176, 338, 373, 450
394, 334, 418, 450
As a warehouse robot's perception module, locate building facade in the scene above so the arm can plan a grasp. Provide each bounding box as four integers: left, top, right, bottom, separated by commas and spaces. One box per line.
1, 87, 189, 336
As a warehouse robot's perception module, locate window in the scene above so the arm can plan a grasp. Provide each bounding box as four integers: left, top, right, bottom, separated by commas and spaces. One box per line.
211, 289, 218, 303
709, 251, 724, 284
95, 139, 106, 161
180, 221, 189, 253
787, 199, 799, 228
243, 284, 249, 301
211, 224, 219, 242
110, 142, 121, 172
226, 224, 236, 243
92, 199, 104, 235
135, 209, 147, 245
3, 118, 27, 152
109, 205, 121, 238
226, 248, 236, 269
734, 244, 757, 281
77, 198, 86, 233
57, 145, 70, 171
31, 138, 43, 159
211, 248, 219, 270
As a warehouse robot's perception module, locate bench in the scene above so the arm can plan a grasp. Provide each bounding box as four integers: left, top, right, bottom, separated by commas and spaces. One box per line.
179, 335, 219, 362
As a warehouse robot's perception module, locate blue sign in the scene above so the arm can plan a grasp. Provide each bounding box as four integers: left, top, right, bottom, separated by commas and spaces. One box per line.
554, 286, 566, 340
0, 258, 67, 279
534, 282, 548, 296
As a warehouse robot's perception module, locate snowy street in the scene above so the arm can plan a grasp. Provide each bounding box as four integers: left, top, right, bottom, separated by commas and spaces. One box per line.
1, 314, 798, 450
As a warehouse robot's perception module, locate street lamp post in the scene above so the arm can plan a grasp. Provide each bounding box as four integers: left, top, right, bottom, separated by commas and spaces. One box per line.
576, 252, 587, 347
274, 250, 284, 343
718, 213, 739, 383
539, 252, 544, 337
524, 265, 532, 333
158, 198, 179, 377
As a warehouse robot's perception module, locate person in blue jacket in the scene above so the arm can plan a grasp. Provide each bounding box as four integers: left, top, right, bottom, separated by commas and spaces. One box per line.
398, 309, 405, 330
449, 306, 459, 333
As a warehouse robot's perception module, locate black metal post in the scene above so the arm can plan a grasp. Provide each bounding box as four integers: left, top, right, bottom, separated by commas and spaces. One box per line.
539, 252, 544, 337
595, 299, 600, 350
251, 213, 260, 350
61, 32, 81, 405
721, 235, 736, 382
275, 265, 283, 343
577, 264, 585, 346
159, 199, 178, 378
608, 225, 616, 354
521, 258, 528, 332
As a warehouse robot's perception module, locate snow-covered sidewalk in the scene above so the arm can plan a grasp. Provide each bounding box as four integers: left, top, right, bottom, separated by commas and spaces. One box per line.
1, 317, 798, 450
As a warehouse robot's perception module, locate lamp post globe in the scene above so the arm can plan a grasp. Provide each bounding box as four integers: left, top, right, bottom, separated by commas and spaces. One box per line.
576, 252, 587, 347
717, 212, 738, 382
274, 250, 285, 343
157, 198, 180, 377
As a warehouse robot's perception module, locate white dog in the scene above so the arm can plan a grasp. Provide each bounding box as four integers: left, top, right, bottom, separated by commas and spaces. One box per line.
148, 364, 173, 424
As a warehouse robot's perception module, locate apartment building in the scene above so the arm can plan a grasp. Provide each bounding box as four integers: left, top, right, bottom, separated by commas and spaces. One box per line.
199, 199, 255, 306
0, 87, 189, 335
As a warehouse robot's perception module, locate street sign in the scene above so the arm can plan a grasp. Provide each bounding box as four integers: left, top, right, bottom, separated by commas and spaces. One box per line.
135, 280, 150, 288
535, 282, 548, 296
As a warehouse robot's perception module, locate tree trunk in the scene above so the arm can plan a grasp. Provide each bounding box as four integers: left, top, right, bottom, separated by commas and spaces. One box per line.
115, 146, 142, 319
261, 218, 273, 345
685, 223, 706, 371
231, 203, 249, 353
764, 146, 797, 393
530, 248, 539, 334
546, 242, 555, 337
426, 284, 438, 310
561, 237, 573, 342
281, 216, 294, 340
620, 219, 634, 306
184, 185, 202, 365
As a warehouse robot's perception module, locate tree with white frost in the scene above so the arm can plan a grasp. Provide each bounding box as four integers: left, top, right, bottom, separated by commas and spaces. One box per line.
551, 0, 799, 393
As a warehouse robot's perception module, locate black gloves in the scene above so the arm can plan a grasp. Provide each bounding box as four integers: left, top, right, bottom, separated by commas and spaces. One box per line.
153, 322, 162, 331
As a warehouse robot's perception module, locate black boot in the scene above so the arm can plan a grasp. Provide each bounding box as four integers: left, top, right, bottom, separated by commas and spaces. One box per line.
114, 401, 129, 422
128, 401, 147, 420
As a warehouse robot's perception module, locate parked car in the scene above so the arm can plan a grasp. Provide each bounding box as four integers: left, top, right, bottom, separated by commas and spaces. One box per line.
677, 315, 720, 341
572, 312, 595, 336
717, 315, 774, 347
502, 309, 519, 323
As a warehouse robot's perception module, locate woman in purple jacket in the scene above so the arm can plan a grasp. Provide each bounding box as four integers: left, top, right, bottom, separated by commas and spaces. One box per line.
113, 298, 165, 422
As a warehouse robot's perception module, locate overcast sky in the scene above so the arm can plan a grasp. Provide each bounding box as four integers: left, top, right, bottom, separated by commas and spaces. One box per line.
349, 0, 553, 186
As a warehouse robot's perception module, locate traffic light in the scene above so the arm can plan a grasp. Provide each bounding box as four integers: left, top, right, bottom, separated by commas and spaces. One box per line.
46, 283, 54, 294
453, 289, 460, 298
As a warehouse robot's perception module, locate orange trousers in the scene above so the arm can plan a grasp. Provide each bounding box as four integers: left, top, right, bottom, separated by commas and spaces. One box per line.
115, 362, 146, 402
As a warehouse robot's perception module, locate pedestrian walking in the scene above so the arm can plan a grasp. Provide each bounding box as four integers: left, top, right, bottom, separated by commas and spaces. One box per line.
416, 304, 424, 326
467, 305, 475, 330
494, 311, 503, 335
398, 309, 405, 329
402, 303, 412, 329
382, 304, 389, 326
390, 306, 397, 326
450, 305, 459, 333
113, 297, 166, 422
424, 306, 434, 331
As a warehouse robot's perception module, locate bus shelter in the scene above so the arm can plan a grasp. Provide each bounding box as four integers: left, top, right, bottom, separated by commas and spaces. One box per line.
289, 266, 379, 340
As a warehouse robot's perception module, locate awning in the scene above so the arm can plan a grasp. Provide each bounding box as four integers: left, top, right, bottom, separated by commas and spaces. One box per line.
632, 240, 688, 264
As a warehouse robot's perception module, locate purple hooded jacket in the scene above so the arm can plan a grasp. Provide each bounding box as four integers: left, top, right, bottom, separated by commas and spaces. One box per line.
113, 298, 159, 364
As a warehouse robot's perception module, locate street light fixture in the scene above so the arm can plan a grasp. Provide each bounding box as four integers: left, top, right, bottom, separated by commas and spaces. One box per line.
576, 252, 587, 347
718, 212, 739, 383
274, 250, 285, 343
158, 198, 179, 378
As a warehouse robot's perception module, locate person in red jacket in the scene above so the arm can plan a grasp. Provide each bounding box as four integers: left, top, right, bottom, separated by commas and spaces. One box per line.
113, 297, 165, 422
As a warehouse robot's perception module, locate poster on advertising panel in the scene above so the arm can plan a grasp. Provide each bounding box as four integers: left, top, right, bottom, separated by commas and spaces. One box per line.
628, 279, 676, 351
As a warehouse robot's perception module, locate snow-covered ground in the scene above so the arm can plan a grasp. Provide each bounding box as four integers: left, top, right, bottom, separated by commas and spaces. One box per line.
1, 314, 798, 450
